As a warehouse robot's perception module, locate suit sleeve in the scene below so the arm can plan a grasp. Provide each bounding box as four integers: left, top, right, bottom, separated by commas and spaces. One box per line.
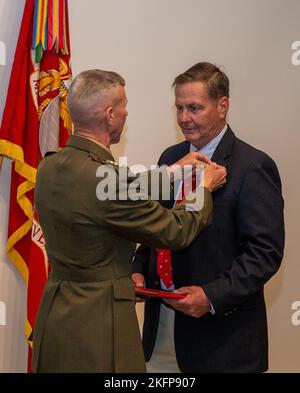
202, 155, 285, 316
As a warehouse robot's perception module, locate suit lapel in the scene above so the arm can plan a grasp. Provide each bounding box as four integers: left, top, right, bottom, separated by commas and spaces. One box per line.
171, 141, 190, 162
211, 126, 235, 166
167, 127, 235, 165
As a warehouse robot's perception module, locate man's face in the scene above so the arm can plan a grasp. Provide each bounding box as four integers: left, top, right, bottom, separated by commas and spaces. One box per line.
175, 81, 228, 149
109, 85, 128, 144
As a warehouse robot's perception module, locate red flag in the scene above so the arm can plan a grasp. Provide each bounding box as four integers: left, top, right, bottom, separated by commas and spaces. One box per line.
0, 0, 72, 371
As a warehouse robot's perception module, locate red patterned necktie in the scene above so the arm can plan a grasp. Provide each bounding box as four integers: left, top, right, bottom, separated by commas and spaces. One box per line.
156, 174, 196, 289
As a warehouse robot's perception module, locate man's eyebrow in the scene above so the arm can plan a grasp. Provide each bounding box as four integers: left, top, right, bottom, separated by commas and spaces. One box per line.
187, 103, 204, 108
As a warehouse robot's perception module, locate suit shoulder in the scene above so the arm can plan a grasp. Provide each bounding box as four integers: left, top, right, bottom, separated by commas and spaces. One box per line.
233, 136, 277, 167
231, 136, 282, 187
159, 141, 189, 165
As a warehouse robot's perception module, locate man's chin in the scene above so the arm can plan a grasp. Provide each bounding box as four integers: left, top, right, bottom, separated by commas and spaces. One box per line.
183, 133, 197, 143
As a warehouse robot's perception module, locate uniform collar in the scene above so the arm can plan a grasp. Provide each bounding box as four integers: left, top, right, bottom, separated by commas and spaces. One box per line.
65, 134, 115, 162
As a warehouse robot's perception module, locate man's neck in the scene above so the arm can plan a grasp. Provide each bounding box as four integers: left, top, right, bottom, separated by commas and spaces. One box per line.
73, 129, 110, 149
73, 129, 111, 153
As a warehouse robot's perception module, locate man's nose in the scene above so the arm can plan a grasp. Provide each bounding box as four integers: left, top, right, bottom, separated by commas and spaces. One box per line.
179, 109, 191, 122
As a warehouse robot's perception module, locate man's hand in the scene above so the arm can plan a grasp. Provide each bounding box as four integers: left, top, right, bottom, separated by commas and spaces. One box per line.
168, 152, 211, 182
173, 151, 211, 167
131, 273, 147, 303
204, 162, 227, 192
163, 286, 211, 318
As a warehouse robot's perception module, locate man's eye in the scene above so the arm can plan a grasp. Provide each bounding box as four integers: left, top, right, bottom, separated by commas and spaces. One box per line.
176, 106, 183, 112
190, 106, 201, 113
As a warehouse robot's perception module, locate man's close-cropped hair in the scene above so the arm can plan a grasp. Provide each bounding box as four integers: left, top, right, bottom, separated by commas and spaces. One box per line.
67, 69, 125, 128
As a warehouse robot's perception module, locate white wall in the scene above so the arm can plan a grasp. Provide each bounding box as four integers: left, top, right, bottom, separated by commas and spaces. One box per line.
0, 0, 299, 372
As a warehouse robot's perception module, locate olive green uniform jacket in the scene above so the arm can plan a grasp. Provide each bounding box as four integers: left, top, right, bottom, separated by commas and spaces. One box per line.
32, 135, 212, 373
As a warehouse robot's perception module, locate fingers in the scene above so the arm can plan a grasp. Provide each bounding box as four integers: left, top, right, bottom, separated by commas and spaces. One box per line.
194, 152, 211, 165
213, 179, 227, 191
218, 178, 227, 185
132, 273, 147, 303
164, 297, 195, 316
170, 154, 227, 193
163, 287, 193, 307
164, 286, 210, 318
163, 298, 184, 308
131, 273, 145, 288
175, 152, 211, 168
175, 286, 195, 294
203, 163, 227, 192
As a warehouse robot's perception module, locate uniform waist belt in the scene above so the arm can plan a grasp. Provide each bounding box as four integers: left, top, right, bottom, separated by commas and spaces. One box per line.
50, 263, 132, 282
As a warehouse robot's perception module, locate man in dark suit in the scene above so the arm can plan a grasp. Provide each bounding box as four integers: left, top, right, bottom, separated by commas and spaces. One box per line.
132, 62, 285, 372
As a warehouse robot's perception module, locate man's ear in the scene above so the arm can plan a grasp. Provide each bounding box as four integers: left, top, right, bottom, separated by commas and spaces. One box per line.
218, 96, 229, 119
105, 106, 114, 125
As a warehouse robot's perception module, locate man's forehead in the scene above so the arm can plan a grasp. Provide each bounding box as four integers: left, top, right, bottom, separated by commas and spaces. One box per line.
175, 82, 209, 100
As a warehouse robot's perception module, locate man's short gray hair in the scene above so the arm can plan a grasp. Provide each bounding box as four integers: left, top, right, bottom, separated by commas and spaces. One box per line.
68, 69, 125, 129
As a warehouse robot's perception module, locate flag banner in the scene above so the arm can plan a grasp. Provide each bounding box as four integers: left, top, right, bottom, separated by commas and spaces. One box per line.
0, 0, 71, 371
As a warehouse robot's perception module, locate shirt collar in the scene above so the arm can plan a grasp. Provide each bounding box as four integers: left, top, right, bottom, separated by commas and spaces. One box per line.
190, 124, 228, 159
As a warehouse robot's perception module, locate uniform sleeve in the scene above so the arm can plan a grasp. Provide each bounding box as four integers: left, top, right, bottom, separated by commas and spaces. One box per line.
134, 166, 175, 204
102, 186, 213, 250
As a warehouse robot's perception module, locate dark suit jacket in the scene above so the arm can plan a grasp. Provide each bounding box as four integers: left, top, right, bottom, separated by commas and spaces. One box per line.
133, 126, 285, 372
